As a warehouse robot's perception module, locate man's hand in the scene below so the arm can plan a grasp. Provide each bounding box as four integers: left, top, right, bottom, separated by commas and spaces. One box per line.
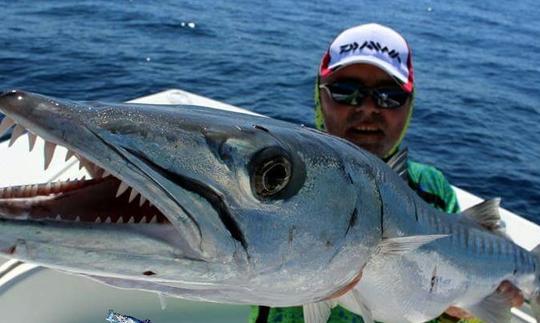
444, 281, 524, 320
445, 306, 474, 320
497, 280, 524, 307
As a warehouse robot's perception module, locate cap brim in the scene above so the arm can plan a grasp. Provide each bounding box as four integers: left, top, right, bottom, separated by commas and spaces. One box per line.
327, 56, 408, 85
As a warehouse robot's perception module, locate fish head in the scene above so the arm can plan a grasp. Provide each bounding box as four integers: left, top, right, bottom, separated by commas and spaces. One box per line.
0, 90, 383, 305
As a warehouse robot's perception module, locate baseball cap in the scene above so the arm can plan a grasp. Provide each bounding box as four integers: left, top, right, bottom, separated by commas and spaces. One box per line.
319, 23, 414, 93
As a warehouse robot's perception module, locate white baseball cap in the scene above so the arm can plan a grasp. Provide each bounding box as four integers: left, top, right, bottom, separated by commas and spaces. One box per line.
319, 23, 414, 93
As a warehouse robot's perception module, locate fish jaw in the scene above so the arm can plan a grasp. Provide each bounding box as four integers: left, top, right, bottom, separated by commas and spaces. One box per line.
0, 90, 381, 305
0, 90, 245, 281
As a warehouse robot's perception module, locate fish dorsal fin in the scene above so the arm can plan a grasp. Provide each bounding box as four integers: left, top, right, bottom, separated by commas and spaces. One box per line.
386, 148, 409, 181
464, 290, 513, 323
303, 301, 335, 323
462, 198, 502, 230
377, 234, 448, 256
460, 198, 510, 238
337, 290, 374, 323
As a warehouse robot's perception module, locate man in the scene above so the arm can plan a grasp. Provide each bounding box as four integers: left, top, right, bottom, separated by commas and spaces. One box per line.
250, 23, 522, 323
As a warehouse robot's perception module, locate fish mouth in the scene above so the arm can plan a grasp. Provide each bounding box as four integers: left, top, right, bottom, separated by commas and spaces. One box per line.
0, 103, 170, 227
0, 174, 169, 225
0, 90, 244, 273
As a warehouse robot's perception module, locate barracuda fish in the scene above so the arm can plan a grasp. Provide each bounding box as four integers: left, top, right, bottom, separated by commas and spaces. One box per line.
0, 90, 539, 323
305, 199, 540, 323
0, 90, 391, 307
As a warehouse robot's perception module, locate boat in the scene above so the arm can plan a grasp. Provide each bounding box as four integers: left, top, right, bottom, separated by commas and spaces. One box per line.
0, 89, 538, 323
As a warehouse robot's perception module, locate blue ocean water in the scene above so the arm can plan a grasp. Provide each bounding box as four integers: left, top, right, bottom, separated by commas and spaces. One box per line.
1, 0, 539, 221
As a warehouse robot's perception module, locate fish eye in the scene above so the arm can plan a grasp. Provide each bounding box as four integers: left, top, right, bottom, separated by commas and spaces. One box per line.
254, 156, 291, 197
249, 147, 294, 200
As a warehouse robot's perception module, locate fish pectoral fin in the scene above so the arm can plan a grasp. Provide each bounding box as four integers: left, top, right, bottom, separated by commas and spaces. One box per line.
386, 147, 408, 181
303, 301, 335, 323
337, 290, 374, 323
377, 234, 449, 256
464, 290, 513, 323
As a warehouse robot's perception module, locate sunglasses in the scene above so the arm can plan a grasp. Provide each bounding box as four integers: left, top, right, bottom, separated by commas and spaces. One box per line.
319, 81, 411, 109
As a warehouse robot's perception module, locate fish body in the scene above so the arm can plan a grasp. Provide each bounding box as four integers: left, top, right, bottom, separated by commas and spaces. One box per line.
335, 198, 539, 323
0, 90, 383, 306
0, 91, 539, 323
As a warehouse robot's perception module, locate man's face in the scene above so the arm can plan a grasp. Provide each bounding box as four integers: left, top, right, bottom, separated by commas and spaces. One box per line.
320, 64, 411, 158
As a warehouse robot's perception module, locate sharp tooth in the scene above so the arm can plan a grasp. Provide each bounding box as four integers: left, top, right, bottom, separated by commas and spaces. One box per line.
116, 182, 130, 197
102, 170, 112, 178
105, 217, 112, 223
140, 216, 147, 223
116, 217, 124, 224
9, 125, 26, 147
65, 150, 75, 161
75, 216, 81, 222
21, 186, 28, 197
44, 141, 57, 170
127, 216, 135, 224
27, 133, 37, 151
0, 117, 15, 136
149, 215, 157, 223
44, 182, 52, 194
128, 189, 139, 203
2, 187, 10, 198
31, 184, 39, 196
139, 196, 147, 207
55, 215, 62, 221
95, 217, 102, 223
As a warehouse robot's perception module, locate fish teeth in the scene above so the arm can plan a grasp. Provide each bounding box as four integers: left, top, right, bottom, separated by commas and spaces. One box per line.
116, 181, 130, 197
78, 157, 96, 174
44, 182, 52, 194
104, 217, 112, 223
140, 216, 147, 223
44, 141, 57, 170
116, 217, 124, 224
149, 215, 157, 224
65, 150, 75, 161
55, 214, 62, 221
9, 125, 26, 147
139, 196, 147, 207
0, 117, 15, 136
75, 216, 81, 222
102, 170, 112, 178
127, 216, 135, 224
27, 132, 37, 151
95, 217, 102, 223
5, 186, 12, 198
128, 189, 139, 203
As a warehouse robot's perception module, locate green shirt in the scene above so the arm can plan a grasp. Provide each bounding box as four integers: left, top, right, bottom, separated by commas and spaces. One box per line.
249, 160, 474, 323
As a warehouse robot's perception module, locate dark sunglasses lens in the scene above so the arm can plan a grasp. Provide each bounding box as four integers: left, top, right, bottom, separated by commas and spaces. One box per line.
374, 89, 410, 108
326, 82, 365, 105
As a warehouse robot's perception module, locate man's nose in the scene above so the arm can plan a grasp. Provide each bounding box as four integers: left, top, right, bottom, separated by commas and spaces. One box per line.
353, 96, 379, 114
